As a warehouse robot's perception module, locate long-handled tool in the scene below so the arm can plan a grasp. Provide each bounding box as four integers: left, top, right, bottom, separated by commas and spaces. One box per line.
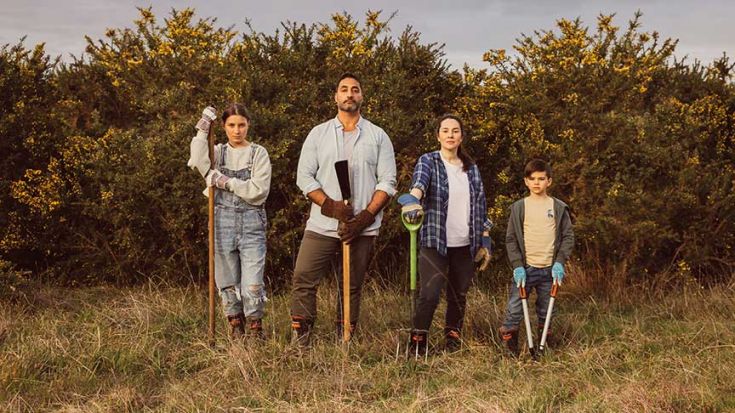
538, 282, 559, 356
207, 121, 216, 347
394, 204, 425, 360
334, 160, 352, 344
519, 285, 536, 359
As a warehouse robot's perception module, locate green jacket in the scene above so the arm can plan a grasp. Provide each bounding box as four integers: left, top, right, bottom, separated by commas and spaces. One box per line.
505, 197, 575, 269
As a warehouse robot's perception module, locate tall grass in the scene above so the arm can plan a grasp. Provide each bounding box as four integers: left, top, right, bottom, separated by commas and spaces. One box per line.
1, 271, 734, 412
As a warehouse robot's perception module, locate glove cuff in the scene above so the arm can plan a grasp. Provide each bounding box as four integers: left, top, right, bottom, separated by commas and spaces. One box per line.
397, 193, 419, 206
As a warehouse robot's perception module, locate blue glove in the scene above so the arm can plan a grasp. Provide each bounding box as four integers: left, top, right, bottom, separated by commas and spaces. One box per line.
397, 193, 423, 224
552, 262, 564, 285
513, 267, 526, 288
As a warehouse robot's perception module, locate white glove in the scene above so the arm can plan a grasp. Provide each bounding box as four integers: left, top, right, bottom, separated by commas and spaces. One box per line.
205, 169, 230, 190
195, 106, 217, 132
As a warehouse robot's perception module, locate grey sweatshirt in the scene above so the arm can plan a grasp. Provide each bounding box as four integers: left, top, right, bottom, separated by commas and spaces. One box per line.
505, 196, 574, 269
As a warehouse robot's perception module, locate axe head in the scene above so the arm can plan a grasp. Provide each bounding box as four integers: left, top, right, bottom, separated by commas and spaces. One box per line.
334, 160, 351, 201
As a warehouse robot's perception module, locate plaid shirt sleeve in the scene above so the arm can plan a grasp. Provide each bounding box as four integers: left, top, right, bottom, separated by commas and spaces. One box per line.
411, 154, 432, 194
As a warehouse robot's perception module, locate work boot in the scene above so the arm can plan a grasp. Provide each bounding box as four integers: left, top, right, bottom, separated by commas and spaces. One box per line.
334, 320, 357, 343
537, 323, 555, 349
499, 326, 519, 357
291, 316, 313, 348
444, 327, 462, 353
227, 313, 246, 339
408, 329, 428, 358
246, 317, 266, 341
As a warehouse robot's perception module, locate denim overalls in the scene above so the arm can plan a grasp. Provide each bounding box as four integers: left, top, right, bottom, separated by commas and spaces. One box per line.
214, 143, 268, 319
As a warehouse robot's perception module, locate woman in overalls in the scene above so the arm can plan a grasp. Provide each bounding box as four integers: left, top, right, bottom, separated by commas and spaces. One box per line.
188, 103, 272, 339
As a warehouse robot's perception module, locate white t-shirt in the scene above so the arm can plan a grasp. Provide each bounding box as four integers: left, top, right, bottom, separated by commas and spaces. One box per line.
442, 156, 470, 247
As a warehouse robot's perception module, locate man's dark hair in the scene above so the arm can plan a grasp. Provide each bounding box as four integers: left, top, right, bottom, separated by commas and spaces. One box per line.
335, 72, 362, 90
524, 158, 552, 178
221, 103, 252, 123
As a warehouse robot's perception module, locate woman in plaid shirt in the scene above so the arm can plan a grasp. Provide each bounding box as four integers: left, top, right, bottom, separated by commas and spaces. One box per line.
398, 114, 493, 354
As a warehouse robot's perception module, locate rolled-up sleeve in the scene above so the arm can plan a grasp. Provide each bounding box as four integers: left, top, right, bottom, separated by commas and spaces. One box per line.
296, 128, 322, 196
411, 154, 432, 194
374, 131, 397, 196
187, 129, 213, 177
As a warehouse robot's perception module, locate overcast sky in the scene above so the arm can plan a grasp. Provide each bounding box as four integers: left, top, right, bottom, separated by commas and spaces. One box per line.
1, 0, 733, 70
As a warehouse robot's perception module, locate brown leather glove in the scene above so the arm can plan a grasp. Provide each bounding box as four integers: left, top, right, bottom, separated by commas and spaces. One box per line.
474, 247, 491, 271
321, 198, 354, 223
338, 210, 375, 244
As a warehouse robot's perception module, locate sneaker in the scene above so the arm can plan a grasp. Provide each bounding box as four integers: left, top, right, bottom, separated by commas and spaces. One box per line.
227, 313, 246, 339
499, 326, 519, 357
408, 329, 428, 358
247, 317, 266, 341
291, 316, 313, 347
444, 328, 462, 353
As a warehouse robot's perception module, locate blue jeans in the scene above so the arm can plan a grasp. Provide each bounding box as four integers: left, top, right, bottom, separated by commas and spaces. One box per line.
501, 266, 552, 330
214, 204, 268, 318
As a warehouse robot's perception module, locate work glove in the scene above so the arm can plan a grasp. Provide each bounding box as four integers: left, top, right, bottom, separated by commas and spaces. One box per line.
321, 197, 354, 223
552, 262, 565, 285
195, 106, 217, 132
473, 235, 492, 271
338, 210, 375, 244
397, 193, 423, 224
513, 266, 527, 288
205, 169, 230, 190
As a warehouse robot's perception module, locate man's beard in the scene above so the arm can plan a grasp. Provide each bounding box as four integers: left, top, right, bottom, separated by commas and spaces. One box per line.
338, 99, 361, 113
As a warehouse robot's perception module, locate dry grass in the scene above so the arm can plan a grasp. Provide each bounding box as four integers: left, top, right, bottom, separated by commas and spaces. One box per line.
1, 273, 734, 412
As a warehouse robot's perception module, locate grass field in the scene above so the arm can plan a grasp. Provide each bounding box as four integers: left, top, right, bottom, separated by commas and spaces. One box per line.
1, 273, 734, 412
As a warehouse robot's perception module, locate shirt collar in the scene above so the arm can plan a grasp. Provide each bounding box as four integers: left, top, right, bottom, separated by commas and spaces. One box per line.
333, 114, 364, 130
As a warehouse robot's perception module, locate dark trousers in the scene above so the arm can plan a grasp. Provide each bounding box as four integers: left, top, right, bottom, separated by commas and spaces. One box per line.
290, 230, 375, 323
413, 246, 475, 332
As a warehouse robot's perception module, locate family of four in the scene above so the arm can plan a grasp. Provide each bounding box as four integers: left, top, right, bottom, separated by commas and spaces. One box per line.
187, 72, 574, 356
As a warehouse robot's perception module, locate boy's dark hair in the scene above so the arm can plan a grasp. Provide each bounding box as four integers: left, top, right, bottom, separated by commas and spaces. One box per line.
524, 158, 552, 178
221, 103, 252, 123
435, 113, 474, 172
336, 72, 362, 90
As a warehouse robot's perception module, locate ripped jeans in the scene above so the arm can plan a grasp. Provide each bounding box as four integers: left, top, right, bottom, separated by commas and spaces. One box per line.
214, 204, 268, 319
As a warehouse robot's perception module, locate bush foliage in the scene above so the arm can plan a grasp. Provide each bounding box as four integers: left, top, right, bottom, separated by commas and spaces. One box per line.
1, 9, 733, 288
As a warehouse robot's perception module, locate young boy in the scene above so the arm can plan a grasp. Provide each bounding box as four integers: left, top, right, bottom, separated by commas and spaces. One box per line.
499, 159, 574, 356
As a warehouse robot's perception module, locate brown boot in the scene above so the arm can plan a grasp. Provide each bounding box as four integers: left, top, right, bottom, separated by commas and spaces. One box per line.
499, 326, 519, 357
227, 313, 246, 339
247, 317, 266, 341
334, 320, 357, 343
444, 328, 462, 353
408, 329, 428, 358
291, 316, 313, 348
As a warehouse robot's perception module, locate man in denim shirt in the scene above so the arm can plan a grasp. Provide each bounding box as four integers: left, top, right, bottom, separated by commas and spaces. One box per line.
290, 73, 397, 345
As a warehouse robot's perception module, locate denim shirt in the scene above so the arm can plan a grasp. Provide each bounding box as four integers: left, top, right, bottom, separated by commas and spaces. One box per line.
411, 151, 492, 257
297, 116, 397, 238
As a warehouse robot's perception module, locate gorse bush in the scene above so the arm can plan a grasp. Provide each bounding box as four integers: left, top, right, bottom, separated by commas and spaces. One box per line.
1, 8, 733, 288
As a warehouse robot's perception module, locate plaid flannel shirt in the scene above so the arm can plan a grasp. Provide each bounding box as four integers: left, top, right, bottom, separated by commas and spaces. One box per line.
411, 151, 493, 257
